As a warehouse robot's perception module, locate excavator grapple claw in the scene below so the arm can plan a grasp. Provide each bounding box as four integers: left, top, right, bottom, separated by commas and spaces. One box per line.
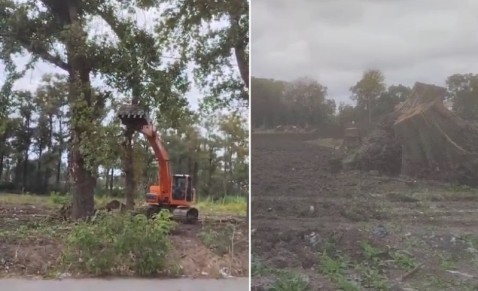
117, 104, 150, 127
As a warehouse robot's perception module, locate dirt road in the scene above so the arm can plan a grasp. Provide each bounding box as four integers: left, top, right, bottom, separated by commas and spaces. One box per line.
0, 278, 248, 291
252, 133, 478, 290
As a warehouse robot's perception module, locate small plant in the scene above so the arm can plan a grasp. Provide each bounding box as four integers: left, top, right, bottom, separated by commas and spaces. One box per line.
360, 241, 383, 261
49, 191, 70, 205
391, 250, 416, 270
356, 263, 389, 290
252, 256, 271, 276
320, 252, 348, 276
63, 210, 176, 276
198, 223, 235, 255
269, 272, 310, 291
439, 253, 456, 270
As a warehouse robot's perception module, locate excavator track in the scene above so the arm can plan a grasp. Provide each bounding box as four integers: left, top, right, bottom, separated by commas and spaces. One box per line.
146, 205, 199, 224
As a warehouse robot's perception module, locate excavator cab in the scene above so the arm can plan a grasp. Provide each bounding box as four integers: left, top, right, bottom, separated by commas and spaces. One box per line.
172, 174, 195, 202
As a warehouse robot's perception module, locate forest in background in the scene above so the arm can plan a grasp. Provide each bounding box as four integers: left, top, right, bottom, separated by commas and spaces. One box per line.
0, 75, 248, 198
0, 0, 249, 218
251, 70, 478, 130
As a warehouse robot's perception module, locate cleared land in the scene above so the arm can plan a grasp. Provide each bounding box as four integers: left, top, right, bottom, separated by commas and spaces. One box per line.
251, 133, 478, 291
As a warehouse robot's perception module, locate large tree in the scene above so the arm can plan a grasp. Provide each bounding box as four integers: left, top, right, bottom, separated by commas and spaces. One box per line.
250, 77, 286, 128
446, 73, 478, 121
373, 84, 412, 118
0, 0, 169, 219
93, 6, 190, 209
350, 69, 386, 127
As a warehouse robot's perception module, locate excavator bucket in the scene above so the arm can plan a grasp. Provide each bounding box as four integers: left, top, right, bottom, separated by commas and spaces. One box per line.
117, 104, 151, 127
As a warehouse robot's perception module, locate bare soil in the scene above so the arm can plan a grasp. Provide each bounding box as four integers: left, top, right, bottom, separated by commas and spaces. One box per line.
0, 202, 248, 279
251, 133, 478, 290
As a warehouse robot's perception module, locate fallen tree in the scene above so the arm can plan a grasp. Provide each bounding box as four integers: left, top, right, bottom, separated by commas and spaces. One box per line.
345, 82, 478, 186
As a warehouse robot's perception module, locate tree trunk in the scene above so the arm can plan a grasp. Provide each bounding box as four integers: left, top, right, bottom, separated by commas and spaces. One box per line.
207, 147, 214, 197
0, 153, 3, 181
70, 145, 96, 218
43, 114, 54, 193
229, 0, 249, 89
37, 137, 44, 192
104, 168, 110, 191
22, 149, 28, 193
234, 48, 249, 88
56, 115, 63, 191
365, 96, 372, 130
109, 167, 114, 193
122, 129, 136, 209
193, 157, 199, 190
66, 1, 98, 220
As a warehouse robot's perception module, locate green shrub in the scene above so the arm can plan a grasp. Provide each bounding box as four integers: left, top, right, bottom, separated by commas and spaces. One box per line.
63, 210, 176, 276
49, 191, 70, 205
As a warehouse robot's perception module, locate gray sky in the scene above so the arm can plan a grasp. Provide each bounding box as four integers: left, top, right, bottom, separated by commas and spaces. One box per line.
252, 0, 478, 104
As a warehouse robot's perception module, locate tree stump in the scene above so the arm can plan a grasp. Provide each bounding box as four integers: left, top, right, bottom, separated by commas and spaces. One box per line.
345, 82, 478, 186
393, 82, 478, 185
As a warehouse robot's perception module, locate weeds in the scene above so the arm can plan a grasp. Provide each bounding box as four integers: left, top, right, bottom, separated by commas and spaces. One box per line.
252, 257, 310, 291
269, 272, 310, 291
198, 223, 235, 256
391, 250, 417, 270
196, 195, 247, 215
319, 251, 361, 290
49, 191, 70, 205
63, 210, 176, 276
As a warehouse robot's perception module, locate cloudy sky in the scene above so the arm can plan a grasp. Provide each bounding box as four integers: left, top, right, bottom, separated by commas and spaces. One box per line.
252, 0, 478, 104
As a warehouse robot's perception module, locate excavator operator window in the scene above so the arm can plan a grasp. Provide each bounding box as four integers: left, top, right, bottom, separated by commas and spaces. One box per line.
173, 177, 186, 200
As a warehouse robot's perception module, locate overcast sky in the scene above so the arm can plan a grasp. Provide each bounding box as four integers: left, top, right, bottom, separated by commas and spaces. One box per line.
252, 0, 478, 104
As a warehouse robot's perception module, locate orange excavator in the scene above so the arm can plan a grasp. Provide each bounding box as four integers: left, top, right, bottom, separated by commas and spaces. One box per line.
117, 104, 199, 223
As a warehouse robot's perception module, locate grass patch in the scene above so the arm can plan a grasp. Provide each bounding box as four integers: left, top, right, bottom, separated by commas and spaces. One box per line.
252, 257, 310, 291
63, 210, 177, 276
0, 192, 53, 206
340, 199, 388, 221
319, 251, 361, 291
196, 195, 246, 216
0, 220, 64, 242
1, 192, 247, 216
198, 223, 236, 256
318, 242, 418, 290
0, 192, 125, 208
269, 272, 310, 291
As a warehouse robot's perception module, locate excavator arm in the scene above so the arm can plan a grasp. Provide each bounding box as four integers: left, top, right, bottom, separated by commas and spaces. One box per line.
138, 124, 172, 196
117, 105, 172, 196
